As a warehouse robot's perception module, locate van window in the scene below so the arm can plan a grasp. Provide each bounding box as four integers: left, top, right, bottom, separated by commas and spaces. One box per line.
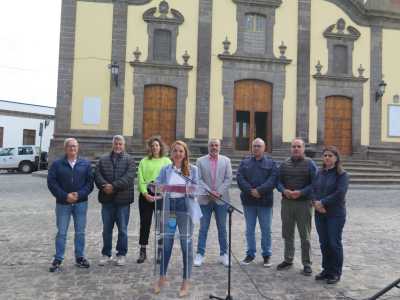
18, 147, 33, 155
0, 148, 14, 156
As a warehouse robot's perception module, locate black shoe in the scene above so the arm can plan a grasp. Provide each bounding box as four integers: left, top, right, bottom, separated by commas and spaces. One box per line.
276, 261, 293, 270
315, 271, 329, 281
263, 256, 272, 268
136, 247, 147, 264
75, 257, 90, 268
326, 275, 340, 284
49, 259, 62, 272
241, 255, 255, 265
302, 265, 313, 276
156, 247, 162, 264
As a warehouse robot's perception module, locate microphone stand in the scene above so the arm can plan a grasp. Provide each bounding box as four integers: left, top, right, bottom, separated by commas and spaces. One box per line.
209, 195, 242, 300
172, 170, 243, 300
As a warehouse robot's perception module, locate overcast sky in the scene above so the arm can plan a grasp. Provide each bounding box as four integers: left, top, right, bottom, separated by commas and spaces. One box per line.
0, 0, 61, 107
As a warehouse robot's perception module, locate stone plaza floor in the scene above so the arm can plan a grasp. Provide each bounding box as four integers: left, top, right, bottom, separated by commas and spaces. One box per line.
0, 173, 399, 300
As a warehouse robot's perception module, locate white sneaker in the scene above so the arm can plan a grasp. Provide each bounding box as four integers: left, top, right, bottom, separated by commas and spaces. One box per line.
219, 254, 230, 267
193, 254, 204, 267
115, 256, 126, 266
99, 255, 113, 266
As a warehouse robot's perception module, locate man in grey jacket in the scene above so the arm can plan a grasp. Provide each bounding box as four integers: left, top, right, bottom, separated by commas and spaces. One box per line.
194, 139, 232, 267
95, 135, 136, 266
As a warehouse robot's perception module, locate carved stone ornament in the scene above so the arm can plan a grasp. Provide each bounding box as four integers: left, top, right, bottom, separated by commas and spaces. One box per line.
223, 37, 231, 55
232, 0, 282, 8
126, 0, 152, 4
143, 1, 184, 25
315, 60, 323, 75
133, 47, 141, 62
323, 18, 361, 41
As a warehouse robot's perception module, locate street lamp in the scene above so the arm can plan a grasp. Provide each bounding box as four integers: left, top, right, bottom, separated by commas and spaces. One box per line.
376, 79, 387, 102
108, 61, 120, 87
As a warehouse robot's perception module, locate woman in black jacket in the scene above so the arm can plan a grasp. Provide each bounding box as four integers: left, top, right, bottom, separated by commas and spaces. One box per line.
312, 146, 349, 284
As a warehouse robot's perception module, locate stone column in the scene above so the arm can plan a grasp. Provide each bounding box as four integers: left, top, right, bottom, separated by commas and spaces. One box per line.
296, 0, 311, 141
108, 2, 128, 135
194, 0, 213, 139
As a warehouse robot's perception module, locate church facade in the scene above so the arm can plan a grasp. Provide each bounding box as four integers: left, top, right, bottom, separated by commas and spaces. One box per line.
52, 0, 400, 158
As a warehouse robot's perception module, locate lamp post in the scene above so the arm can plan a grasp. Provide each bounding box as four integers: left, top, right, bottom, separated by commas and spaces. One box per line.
109, 61, 120, 87
375, 79, 387, 102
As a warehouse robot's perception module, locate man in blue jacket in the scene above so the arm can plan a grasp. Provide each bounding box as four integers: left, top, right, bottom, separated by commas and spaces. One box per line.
237, 138, 278, 267
47, 138, 94, 272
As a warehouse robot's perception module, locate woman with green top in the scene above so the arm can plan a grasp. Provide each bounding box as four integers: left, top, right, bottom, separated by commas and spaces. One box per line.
136, 136, 171, 264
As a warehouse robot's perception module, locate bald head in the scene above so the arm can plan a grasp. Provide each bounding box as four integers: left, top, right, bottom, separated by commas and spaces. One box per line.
252, 138, 265, 159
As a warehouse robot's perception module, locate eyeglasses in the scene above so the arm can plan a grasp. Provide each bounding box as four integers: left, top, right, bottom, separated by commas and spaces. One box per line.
291, 145, 302, 148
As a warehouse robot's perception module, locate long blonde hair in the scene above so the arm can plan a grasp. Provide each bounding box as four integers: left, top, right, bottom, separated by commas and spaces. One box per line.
170, 140, 190, 176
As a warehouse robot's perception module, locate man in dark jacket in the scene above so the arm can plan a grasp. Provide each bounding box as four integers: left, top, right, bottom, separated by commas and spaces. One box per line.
237, 138, 278, 267
47, 138, 94, 272
95, 135, 135, 266
276, 138, 317, 276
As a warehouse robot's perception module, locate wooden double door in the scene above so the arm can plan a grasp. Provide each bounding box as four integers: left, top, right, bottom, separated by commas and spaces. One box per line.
234, 80, 272, 152
143, 85, 177, 147
324, 96, 353, 156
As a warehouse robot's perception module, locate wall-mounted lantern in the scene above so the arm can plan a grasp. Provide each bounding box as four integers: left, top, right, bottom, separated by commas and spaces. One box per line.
376, 79, 387, 102
108, 61, 120, 87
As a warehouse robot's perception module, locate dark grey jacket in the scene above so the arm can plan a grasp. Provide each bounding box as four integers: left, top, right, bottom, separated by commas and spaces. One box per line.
95, 151, 136, 206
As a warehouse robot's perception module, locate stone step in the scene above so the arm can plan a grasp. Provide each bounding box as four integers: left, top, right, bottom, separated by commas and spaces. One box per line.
125, 154, 388, 167
102, 152, 400, 185
349, 178, 400, 185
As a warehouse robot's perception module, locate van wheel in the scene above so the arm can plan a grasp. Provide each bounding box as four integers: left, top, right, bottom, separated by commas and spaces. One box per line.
19, 162, 33, 173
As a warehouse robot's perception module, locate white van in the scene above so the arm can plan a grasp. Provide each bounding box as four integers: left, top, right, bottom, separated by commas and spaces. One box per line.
0, 146, 40, 173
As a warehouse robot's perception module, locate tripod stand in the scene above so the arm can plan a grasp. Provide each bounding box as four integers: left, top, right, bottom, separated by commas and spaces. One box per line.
368, 277, 400, 300
209, 198, 243, 300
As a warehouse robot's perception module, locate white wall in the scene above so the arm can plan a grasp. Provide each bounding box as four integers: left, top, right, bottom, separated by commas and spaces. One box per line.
0, 116, 54, 151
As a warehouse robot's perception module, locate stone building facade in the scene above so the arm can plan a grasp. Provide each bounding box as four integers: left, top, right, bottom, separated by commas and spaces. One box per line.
51, 0, 400, 159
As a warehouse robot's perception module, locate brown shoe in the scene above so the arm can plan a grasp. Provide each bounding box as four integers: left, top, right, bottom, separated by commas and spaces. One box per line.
153, 277, 168, 294
179, 280, 190, 298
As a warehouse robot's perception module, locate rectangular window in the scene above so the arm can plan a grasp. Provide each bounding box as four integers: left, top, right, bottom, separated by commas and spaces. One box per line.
23, 129, 36, 145
18, 146, 33, 155
153, 29, 172, 61
0, 127, 3, 148
244, 14, 266, 54
235, 111, 250, 151
245, 14, 265, 33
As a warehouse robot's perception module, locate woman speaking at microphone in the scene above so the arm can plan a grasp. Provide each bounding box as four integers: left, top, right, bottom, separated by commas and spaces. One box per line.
153, 140, 201, 297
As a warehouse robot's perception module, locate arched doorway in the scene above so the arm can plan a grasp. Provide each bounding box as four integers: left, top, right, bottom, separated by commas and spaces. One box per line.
234, 80, 272, 152
324, 96, 352, 156
143, 85, 177, 147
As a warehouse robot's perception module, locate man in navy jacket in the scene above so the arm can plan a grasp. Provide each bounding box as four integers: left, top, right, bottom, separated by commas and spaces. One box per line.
237, 138, 278, 267
47, 138, 94, 272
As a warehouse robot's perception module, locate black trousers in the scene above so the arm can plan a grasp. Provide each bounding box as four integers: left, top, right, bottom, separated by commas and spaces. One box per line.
138, 193, 155, 246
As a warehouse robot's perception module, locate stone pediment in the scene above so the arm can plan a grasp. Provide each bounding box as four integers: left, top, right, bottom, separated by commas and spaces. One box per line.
323, 18, 361, 41
143, 1, 184, 25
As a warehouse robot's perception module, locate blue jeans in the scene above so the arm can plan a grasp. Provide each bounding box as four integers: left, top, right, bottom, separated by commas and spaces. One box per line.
54, 201, 88, 261
197, 202, 228, 256
101, 203, 130, 257
243, 205, 273, 258
160, 198, 193, 279
315, 214, 346, 277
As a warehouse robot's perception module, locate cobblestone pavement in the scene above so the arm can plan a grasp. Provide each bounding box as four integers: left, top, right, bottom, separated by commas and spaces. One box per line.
0, 174, 399, 300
